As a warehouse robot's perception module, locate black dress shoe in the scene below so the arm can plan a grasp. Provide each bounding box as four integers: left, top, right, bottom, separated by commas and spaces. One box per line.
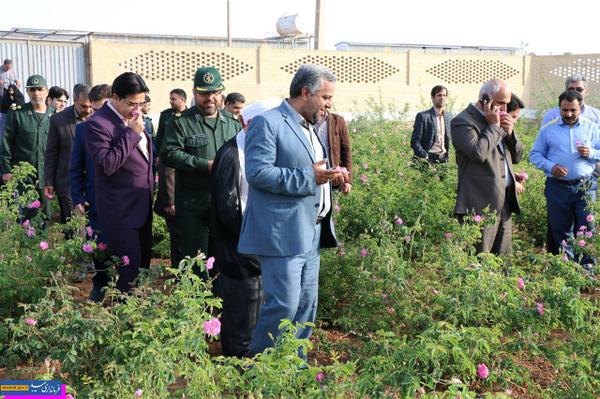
88, 287, 105, 302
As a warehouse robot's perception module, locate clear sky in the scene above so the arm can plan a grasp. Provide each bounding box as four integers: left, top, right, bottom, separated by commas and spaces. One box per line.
3, 0, 600, 55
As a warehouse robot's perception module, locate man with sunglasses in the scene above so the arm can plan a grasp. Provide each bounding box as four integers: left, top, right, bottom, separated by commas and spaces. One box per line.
541, 74, 600, 127
0, 74, 54, 222
85, 73, 154, 294
540, 74, 600, 255
161, 67, 241, 277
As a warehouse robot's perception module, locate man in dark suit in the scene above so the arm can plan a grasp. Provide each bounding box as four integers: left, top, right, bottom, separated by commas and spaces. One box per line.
44, 84, 92, 225
411, 85, 453, 164
70, 84, 112, 301
451, 79, 523, 255
86, 73, 153, 294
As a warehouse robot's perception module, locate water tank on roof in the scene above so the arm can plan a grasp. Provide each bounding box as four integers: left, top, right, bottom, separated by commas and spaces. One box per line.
276, 14, 309, 37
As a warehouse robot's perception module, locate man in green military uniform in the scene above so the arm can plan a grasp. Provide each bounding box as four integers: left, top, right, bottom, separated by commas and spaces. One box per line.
161, 67, 241, 275
0, 74, 54, 220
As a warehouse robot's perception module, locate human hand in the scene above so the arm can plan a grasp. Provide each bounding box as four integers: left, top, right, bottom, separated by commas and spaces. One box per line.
164, 205, 176, 216
341, 182, 352, 194
500, 112, 514, 135
127, 111, 145, 134
551, 164, 568, 177
515, 181, 525, 194
577, 145, 591, 158
483, 100, 501, 126
313, 160, 341, 185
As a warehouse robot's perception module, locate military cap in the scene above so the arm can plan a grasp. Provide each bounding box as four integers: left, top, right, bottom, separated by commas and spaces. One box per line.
25, 74, 48, 88
193, 67, 224, 92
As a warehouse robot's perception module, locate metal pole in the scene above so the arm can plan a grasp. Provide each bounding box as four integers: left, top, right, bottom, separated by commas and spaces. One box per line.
227, 0, 232, 47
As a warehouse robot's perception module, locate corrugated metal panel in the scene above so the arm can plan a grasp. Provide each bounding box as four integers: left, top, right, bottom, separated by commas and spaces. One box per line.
0, 39, 86, 101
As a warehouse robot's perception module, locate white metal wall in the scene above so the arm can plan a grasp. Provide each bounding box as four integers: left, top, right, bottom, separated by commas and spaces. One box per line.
0, 39, 86, 102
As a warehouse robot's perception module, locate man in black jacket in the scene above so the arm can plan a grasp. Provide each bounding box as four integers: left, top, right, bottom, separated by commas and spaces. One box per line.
209, 98, 279, 357
411, 85, 453, 163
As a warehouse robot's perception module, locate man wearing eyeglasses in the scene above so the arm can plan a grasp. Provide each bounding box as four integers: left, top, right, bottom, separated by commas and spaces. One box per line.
85, 72, 154, 294
161, 67, 241, 277
541, 74, 600, 127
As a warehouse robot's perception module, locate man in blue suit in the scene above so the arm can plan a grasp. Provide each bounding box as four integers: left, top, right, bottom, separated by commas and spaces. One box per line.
238, 64, 343, 357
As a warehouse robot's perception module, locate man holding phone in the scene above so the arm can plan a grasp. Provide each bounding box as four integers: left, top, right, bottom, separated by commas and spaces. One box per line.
451, 78, 523, 255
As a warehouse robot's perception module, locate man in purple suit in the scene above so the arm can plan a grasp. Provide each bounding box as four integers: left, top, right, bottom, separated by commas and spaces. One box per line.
85, 73, 153, 294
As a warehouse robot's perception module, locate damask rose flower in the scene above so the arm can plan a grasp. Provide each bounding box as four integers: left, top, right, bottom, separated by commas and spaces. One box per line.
360, 174, 368, 183
28, 200, 41, 209
86, 226, 93, 237
394, 216, 403, 225
122, 255, 130, 266
39, 241, 49, 250
536, 302, 545, 315
587, 214, 594, 222
315, 372, 325, 383
203, 318, 221, 336
135, 389, 143, 398
82, 243, 94, 253
477, 363, 489, 379
473, 215, 482, 223
98, 242, 107, 251
360, 248, 367, 257
578, 240, 586, 247
444, 232, 452, 239
206, 256, 215, 270
518, 277, 525, 290
25, 318, 37, 326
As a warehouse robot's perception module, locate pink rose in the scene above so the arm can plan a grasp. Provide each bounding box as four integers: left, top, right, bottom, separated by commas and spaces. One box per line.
82, 243, 94, 253
66, 394, 74, 399
86, 226, 93, 237
98, 242, 107, 251
45, 192, 54, 200
394, 216, 403, 225
26, 227, 36, 237
28, 200, 41, 209
517, 277, 525, 290
578, 240, 586, 248
444, 232, 452, 239
39, 241, 49, 250
586, 231, 593, 238
25, 317, 37, 326
363, 163, 369, 169
315, 371, 325, 383
477, 363, 489, 379
587, 214, 594, 223
360, 248, 367, 257
22, 219, 30, 227
203, 317, 221, 336
135, 389, 143, 398
473, 215, 482, 223
359, 174, 368, 183
536, 302, 545, 315
206, 256, 215, 270
122, 255, 130, 266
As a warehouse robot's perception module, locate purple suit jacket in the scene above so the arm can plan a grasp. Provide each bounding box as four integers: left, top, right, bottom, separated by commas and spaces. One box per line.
85, 102, 153, 229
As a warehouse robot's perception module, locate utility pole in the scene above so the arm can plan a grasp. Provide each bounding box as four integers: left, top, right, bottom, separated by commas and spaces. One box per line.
227, 0, 232, 47
314, 0, 325, 50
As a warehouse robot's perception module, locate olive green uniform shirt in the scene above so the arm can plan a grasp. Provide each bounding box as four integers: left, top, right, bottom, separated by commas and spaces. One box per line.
161, 107, 241, 215
0, 102, 55, 187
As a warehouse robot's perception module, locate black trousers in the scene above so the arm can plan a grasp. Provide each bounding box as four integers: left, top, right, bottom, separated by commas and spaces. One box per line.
214, 272, 263, 357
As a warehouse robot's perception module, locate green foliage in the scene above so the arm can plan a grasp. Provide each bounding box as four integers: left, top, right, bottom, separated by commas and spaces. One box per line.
3, 109, 600, 397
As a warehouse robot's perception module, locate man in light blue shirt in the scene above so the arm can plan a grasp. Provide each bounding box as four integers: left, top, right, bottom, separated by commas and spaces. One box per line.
541, 74, 600, 127
530, 90, 600, 265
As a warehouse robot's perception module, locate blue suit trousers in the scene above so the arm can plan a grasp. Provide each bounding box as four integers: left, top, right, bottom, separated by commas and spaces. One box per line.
248, 223, 321, 357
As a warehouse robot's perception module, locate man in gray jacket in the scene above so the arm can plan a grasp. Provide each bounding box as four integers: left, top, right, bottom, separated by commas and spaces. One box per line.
451, 79, 523, 255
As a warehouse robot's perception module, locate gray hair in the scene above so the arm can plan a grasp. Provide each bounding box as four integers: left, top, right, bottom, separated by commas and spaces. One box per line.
565, 74, 587, 89
479, 79, 505, 99
73, 84, 90, 101
289, 64, 336, 98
